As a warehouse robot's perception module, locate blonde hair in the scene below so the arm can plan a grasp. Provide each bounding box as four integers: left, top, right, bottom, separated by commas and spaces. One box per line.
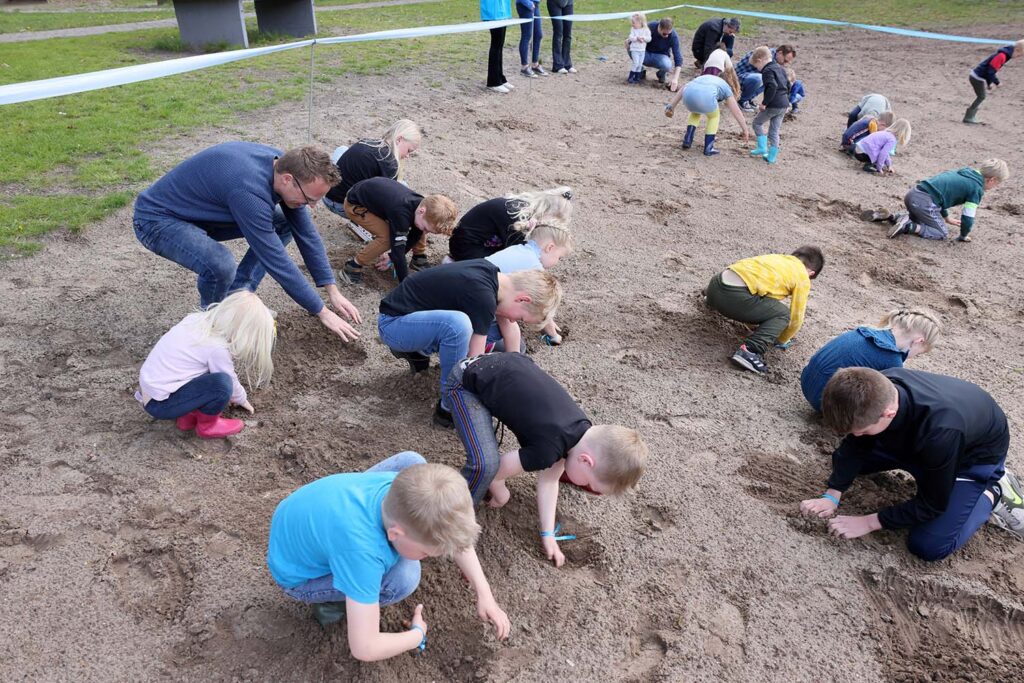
979, 158, 1010, 181
585, 425, 648, 494
822, 368, 896, 433
364, 119, 422, 182
1015, 39, 1024, 53
889, 118, 912, 146
381, 463, 479, 556
506, 187, 573, 233
876, 111, 895, 127
421, 194, 458, 235
196, 290, 275, 389
721, 59, 740, 101
527, 222, 574, 252
751, 46, 772, 65
631, 11, 647, 25
784, 66, 796, 84
879, 308, 942, 350
505, 269, 563, 325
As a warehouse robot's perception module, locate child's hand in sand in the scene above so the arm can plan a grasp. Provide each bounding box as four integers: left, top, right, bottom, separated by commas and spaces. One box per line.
828, 514, 881, 539
488, 480, 511, 508
236, 400, 255, 414
375, 254, 392, 271
800, 496, 838, 518
664, 103, 674, 118
476, 596, 511, 640
541, 535, 566, 567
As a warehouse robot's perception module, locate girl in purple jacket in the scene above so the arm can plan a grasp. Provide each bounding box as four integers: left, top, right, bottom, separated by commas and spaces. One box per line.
851, 119, 911, 174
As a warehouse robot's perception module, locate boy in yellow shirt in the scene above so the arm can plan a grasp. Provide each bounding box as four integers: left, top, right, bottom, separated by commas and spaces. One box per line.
705, 246, 824, 374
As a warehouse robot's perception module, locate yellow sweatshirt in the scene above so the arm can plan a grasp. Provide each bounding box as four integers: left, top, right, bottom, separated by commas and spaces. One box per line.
729, 254, 811, 343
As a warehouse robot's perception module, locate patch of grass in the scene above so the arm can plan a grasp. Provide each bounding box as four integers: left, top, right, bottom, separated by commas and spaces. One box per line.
0, 10, 171, 34
0, 190, 133, 254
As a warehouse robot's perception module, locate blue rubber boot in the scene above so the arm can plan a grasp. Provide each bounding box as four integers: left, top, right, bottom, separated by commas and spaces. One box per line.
702, 134, 719, 156
765, 145, 779, 164
749, 134, 768, 157
682, 125, 696, 149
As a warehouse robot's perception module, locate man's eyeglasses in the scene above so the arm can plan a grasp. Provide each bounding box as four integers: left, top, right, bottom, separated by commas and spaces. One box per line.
293, 176, 319, 206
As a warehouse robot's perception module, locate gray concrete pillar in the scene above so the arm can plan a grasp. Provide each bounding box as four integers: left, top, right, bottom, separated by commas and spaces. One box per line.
172, 0, 248, 49
254, 0, 316, 38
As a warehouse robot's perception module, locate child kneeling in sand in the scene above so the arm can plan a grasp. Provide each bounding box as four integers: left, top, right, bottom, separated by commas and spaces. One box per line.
267, 451, 510, 659
850, 119, 911, 174
799, 368, 1024, 560
800, 308, 941, 412
135, 290, 274, 439
447, 353, 648, 566
378, 260, 561, 426
705, 246, 824, 375
840, 111, 893, 154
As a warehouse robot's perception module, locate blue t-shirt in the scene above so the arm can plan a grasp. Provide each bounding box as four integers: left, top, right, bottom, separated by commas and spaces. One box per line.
485, 240, 543, 273
266, 472, 401, 605
480, 0, 511, 21
800, 327, 907, 412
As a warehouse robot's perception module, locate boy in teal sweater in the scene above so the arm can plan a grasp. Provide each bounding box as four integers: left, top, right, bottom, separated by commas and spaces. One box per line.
866, 159, 1009, 242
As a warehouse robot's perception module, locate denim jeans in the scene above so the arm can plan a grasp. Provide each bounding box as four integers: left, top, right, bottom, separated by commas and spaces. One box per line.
322, 196, 347, 219
516, 1, 542, 65
378, 311, 473, 411
642, 52, 673, 79
143, 372, 233, 419
282, 450, 426, 605
739, 72, 763, 104
546, 0, 573, 70
134, 206, 296, 309
447, 358, 502, 505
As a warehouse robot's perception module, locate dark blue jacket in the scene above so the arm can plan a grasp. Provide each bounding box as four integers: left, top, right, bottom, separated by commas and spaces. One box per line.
801, 327, 906, 412
692, 18, 735, 63
647, 21, 683, 67
760, 60, 790, 109
972, 45, 1014, 86
841, 118, 874, 148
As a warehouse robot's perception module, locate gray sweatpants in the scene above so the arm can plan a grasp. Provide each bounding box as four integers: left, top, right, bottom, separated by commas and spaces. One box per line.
752, 106, 787, 147
904, 187, 947, 240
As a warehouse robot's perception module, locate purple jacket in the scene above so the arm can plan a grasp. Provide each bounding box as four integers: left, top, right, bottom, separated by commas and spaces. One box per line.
855, 130, 897, 170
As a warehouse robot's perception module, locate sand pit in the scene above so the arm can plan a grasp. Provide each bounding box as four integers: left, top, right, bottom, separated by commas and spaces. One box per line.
2, 24, 1024, 682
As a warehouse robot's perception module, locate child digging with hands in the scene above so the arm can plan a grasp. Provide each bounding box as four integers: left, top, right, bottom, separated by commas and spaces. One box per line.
447, 353, 648, 566
135, 290, 274, 439
267, 452, 510, 660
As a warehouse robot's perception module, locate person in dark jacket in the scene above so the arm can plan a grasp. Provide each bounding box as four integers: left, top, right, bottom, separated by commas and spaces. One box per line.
747, 46, 790, 165
691, 17, 739, 68
799, 367, 1024, 560
964, 40, 1023, 124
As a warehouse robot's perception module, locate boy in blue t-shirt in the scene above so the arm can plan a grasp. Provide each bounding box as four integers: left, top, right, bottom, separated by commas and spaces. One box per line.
267, 451, 510, 661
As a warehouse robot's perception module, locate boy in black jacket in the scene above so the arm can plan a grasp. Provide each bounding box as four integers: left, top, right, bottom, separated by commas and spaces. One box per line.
964, 39, 1023, 124
749, 45, 793, 165
799, 367, 1024, 561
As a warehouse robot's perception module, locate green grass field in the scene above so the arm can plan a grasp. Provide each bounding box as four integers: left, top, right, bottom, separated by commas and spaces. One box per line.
0, 10, 171, 33
1, 0, 1021, 254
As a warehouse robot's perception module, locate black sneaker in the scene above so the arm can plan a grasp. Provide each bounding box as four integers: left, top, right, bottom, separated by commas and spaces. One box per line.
390, 348, 430, 374
888, 214, 912, 238
433, 400, 453, 429
731, 345, 767, 374
860, 208, 891, 222
409, 254, 432, 271
339, 259, 363, 284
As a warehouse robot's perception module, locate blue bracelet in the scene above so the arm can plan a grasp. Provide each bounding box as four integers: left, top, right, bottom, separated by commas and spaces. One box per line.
539, 522, 577, 542
820, 492, 841, 506
410, 624, 427, 653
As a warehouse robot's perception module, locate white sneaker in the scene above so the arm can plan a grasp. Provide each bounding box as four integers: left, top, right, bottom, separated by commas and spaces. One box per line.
991, 469, 1024, 539
488, 84, 510, 93
556, 67, 569, 74
504, 81, 515, 90
567, 67, 578, 73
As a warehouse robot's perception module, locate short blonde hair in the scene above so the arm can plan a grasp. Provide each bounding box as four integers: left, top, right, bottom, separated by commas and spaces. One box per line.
821, 368, 896, 433
751, 46, 772, 65
979, 158, 1010, 181
528, 222, 574, 252
879, 308, 942, 350
1015, 39, 1024, 53
505, 269, 563, 325
784, 66, 796, 84
631, 11, 647, 24
585, 425, 648, 494
889, 118, 912, 146
381, 463, 479, 556
196, 290, 276, 389
507, 187, 573, 233
876, 111, 895, 127
421, 195, 458, 235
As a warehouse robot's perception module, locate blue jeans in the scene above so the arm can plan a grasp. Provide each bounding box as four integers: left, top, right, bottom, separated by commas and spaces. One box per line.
739, 72, 763, 104
642, 52, 673, 80
547, 0, 572, 70
143, 372, 232, 419
378, 311, 473, 411
447, 358, 501, 505
282, 451, 426, 605
856, 446, 1005, 561
790, 80, 805, 107
322, 196, 347, 219
516, 1, 542, 65
134, 206, 296, 309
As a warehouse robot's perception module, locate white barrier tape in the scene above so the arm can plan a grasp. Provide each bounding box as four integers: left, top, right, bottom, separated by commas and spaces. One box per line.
0, 3, 1014, 106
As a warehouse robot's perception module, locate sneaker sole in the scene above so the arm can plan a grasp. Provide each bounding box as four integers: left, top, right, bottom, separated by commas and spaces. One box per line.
337, 268, 363, 285
730, 354, 765, 374
887, 224, 905, 239
860, 209, 890, 222
989, 512, 1024, 539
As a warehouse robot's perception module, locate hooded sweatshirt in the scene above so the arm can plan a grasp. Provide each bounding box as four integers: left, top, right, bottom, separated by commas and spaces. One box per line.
800, 327, 906, 412
917, 168, 986, 239
972, 45, 1014, 86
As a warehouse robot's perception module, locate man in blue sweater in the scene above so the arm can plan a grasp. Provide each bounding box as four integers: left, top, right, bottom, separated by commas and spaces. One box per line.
799, 367, 1024, 561
134, 143, 361, 340
627, 17, 683, 92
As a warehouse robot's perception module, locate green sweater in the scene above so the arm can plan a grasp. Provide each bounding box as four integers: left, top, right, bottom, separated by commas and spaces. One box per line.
917, 167, 985, 239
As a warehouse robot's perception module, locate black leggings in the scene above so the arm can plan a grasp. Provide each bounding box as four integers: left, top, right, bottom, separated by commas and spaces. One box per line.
488, 26, 507, 87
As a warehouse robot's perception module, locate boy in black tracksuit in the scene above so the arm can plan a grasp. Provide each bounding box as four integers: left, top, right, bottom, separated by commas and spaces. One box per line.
749, 54, 790, 164
799, 367, 1024, 560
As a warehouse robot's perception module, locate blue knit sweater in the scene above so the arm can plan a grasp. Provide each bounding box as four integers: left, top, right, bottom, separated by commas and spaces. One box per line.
134, 142, 334, 314
801, 327, 907, 411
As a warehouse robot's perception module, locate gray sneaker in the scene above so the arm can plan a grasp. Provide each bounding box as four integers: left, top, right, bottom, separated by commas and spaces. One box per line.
991, 470, 1024, 539
887, 214, 912, 238
860, 208, 891, 222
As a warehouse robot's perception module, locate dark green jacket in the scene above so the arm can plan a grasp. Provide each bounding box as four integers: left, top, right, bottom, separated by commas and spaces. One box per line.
917, 167, 984, 238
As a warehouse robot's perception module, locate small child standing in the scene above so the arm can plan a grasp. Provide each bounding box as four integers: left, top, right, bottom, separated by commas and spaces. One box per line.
851, 119, 911, 174
267, 451, 511, 656
339, 177, 457, 283
626, 13, 652, 84
705, 246, 824, 375
800, 308, 941, 412
749, 46, 790, 164
964, 40, 1024, 124
447, 353, 648, 566
136, 290, 275, 439
841, 111, 893, 154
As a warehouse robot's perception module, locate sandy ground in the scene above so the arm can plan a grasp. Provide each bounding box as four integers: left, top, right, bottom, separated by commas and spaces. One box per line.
3, 24, 1024, 683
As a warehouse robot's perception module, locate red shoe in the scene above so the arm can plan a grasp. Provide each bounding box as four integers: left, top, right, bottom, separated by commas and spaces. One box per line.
175, 410, 200, 431
195, 412, 244, 439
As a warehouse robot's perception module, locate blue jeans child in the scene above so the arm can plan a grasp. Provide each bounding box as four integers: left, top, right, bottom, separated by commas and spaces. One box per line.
378, 311, 473, 411
142, 373, 233, 420
739, 72, 763, 105
281, 451, 427, 605
516, 0, 542, 66
134, 206, 297, 309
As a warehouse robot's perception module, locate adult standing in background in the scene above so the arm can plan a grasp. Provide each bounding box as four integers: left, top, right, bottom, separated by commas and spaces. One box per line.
547, 0, 576, 74
630, 17, 683, 92
516, 0, 547, 78
482, 0, 513, 93
692, 16, 740, 69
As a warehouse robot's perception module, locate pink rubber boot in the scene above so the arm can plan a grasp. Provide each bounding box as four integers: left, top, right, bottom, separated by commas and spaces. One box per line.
175, 410, 200, 432
195, 412, 244, 439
